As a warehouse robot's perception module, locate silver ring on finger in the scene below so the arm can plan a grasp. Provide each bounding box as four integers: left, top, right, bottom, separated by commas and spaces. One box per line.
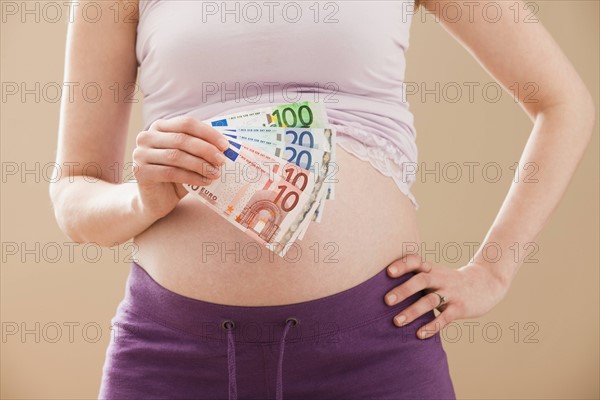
432, 291, 448, 310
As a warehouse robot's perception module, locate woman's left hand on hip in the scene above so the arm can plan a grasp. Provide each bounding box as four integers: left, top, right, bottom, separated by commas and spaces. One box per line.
384, 255, 510, 339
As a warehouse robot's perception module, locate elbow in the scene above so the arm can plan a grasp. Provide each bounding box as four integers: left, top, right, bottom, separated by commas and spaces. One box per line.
51, 209, 87, 245
48, 178, 135, 247
581, 90, 596, 141
49, 195, 126, 247
49, 180, 87, 244
535, 88, 596, 142
572, 90, 597, 152
572, 84, 596, 137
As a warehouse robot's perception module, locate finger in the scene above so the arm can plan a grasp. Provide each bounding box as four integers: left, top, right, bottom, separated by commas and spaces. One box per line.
142, 148, 222, 179
138, 130, 228, 168
174, 183, 191, 199
392, 291, 445, 327
384, 271, 432, 306
387, 254, 433, 278
134, 164, 213, 187
416, 308, 455, 340
151, 116, 230, 151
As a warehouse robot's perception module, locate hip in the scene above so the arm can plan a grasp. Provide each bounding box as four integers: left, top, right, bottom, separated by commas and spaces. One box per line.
99, 261, 455, 400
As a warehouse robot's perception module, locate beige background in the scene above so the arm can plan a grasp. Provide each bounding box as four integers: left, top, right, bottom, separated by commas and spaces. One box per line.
1, 1, 598, 399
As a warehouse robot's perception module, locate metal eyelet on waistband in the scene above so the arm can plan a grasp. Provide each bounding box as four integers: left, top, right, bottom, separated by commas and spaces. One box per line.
221, 319, 235, 331
285, 317, 300, 327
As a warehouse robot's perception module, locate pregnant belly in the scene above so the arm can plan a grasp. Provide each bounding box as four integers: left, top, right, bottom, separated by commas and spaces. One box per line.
132, 146, 421, 306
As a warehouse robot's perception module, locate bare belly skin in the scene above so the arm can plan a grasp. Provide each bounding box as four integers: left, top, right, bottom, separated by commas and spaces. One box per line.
133, 146, 420, 306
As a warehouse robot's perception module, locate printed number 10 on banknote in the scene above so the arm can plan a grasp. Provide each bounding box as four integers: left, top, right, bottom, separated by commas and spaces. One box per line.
183, 138, 323, 256
184, 102, 332, 256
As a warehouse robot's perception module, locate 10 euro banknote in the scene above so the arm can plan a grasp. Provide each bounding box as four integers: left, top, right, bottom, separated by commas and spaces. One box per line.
183, 102, 336, 256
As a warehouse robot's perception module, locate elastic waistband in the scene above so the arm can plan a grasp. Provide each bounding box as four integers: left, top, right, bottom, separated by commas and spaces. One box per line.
121, 261, 421, 344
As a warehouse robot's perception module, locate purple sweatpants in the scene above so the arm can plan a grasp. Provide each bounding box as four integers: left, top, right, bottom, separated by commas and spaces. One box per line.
98, 262, 456, 400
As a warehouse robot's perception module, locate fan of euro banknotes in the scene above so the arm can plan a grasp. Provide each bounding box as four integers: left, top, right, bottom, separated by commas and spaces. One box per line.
182, 101, 336, 257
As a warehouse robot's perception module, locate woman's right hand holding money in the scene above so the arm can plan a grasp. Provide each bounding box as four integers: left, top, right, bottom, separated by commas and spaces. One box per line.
132, 116, 230, 220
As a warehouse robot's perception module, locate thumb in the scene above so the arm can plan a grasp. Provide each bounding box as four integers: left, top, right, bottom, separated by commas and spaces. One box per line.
174, 183, 190, 200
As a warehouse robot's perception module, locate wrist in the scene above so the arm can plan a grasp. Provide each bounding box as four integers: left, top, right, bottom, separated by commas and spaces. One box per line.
130, 186, 165, 224
464, 259, 514, 293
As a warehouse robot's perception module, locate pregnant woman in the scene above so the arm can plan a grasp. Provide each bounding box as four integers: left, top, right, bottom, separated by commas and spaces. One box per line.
49, 0, 594, 399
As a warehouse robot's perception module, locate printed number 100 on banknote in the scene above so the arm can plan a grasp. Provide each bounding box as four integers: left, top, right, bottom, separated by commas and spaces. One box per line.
206, 102, 328, 128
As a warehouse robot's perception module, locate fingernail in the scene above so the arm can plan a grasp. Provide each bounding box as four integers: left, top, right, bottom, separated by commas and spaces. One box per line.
218, 138, 229, 150
395, 315, 406, 326
388, 266, 398, 275
420, 330, 429, 339
386, 294, 397, 305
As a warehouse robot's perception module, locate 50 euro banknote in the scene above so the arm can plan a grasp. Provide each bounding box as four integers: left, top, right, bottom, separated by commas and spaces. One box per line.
183, 138, 329, 257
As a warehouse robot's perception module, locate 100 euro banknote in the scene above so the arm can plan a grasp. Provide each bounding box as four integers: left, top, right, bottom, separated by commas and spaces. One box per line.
204, 101, 329, 128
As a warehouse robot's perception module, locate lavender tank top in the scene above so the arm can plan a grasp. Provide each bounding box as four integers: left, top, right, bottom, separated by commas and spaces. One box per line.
136, 0, 419, 208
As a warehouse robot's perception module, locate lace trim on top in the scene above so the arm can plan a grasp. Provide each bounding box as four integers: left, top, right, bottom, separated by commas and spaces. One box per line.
329, 121, 419, 210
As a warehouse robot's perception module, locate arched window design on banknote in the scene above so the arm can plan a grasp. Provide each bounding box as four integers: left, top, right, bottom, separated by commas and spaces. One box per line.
238, 190, 287, 242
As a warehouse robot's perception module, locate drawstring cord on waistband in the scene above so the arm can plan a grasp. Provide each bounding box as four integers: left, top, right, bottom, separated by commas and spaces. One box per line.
222, 317, 299, 400
276, 317, 298, 400
222, 320, 238, 400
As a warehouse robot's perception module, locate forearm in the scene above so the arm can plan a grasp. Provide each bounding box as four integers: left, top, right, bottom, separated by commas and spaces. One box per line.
50, 176, 160, 246
469, 99, 595, 288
